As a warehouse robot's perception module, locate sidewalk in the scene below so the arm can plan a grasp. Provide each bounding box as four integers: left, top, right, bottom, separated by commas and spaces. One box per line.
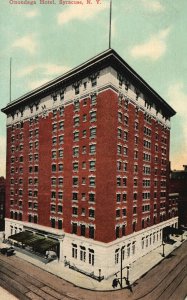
1, 232, 186, 291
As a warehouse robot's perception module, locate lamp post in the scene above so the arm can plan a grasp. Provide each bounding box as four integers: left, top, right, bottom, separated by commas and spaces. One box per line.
162, 242, 165, 257
120, 246, 125, 288
126, 264, 130, 286
98, 269, 101, 282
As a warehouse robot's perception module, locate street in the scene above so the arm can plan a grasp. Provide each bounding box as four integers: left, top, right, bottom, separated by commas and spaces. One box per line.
0, 240, 186, 300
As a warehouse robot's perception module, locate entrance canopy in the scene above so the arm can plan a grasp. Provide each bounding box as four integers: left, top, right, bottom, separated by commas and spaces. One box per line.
8, 231, 59, 254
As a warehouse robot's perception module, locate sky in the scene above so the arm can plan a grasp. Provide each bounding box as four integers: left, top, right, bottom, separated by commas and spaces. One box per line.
0, 0, 187, 176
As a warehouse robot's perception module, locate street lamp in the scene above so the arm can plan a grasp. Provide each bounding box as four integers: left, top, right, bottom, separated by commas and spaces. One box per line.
162, 242, 165, 257
126, 264, 130, 286
98, 269, 101, 282
120, 245, 125, 288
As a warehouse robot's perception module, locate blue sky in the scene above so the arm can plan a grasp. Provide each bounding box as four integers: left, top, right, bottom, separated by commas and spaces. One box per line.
0, 0, 187, 176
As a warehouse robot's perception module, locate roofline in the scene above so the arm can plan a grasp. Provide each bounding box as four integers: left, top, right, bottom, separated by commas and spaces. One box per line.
1, 48, 176, 117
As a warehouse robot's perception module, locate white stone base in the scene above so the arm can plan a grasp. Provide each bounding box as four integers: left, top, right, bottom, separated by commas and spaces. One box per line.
5, 217, 178, 280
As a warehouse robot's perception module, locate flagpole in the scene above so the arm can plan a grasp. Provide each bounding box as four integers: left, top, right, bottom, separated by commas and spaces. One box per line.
109, 0, 112, 48
10, 57, 12, 102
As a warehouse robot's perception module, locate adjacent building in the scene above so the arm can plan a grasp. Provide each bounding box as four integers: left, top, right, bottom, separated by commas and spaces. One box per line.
170, 165, 187, 227
1, 48, 178, 281
0, 176, 5, 231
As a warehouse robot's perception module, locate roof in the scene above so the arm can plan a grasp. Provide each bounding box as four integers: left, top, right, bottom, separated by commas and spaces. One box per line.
1, 48, 176, 117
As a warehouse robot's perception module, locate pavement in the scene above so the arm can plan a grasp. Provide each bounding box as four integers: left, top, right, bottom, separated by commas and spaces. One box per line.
1, 232, 186, 291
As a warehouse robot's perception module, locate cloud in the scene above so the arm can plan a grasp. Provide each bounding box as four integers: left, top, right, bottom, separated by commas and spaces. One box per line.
17, 64, 70, 77
130, 27, 171, 60
24, 9, 39, 18
167, 82, 187, 169
141, 0, 164, 12
12, 35, 37, 54
57, 1, 108, 25
28, 78, 50, 90
0, 136, 6, 177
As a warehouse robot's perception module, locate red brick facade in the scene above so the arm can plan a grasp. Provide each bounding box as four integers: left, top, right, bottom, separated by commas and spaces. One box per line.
2, 49, 177, 244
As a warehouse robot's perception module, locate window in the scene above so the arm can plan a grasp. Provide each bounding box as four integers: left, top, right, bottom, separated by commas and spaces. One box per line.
124, 162, 127, 172
90, 144, 96, 154
115, 249, 119, 264
59, 135, 64, 144
91, 76, 97, 87
58, 192, 63, 200
52, 164, 56, 172
124, 147, 128, 156
89, 209, 95, 218
75, 86, 79, 95
51, 218, 55, 228
123, 193, 127, 201
116, 194, 121, 202
58, 220, 62, 229
74, 100, 79, 109
82, 130, 86, 138
72, 207, 78, 215
89, 177, 95, 187
83, 114, 87, 122
59, 164, 63, 171
73, 147, 79, 156
116, 209, 120, 218
60, 106, 64, 116
73, 193, 78, 201
60, 90, 64, 101
89, 193, 95, 202
90, 127, 96, 138
51, 178, 56, 185
89, 161, 96, 170
80, 246, 86, 261
133, 207, 137, 215
116, 227, 120, 239
118, 112, 122, 122
58, 205, 62, 213
82, 177, 86, 185
89, 226, 95, 239
72, 223, 77, 234
58, 178, 63, 186
73, 162, 79, 171
117, 145, 122, 155
80, 224, 86, 236
90, 111, 96, 122
118, 128, 122, 138
124, 131, 128, 141
51, 204, 56, 212
91, 94, 97, 105
122, 208, 126, 217
53, 109, 57, 117
72, 244, 77, 258
59, 121, 64, 130
74, 117, 79, 126
73, 131, 79, 141
51, 191, 56, 199
117, 177, 121, 186
59, 150, 63, 158
73, 177, 78, 186
82, 146, 86, 154
89, 249, 94, 265
117, 161, 122, 170
52, 151, 57, 159
124, 116, 128, 125
53, 123, 57, 131
52, 137, 57, 145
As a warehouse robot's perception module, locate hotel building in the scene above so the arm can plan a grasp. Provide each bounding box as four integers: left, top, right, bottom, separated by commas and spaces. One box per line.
1, 49, 178, 281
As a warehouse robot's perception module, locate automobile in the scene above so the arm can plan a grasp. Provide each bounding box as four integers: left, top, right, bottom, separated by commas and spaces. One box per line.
0, 247, 15, 256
